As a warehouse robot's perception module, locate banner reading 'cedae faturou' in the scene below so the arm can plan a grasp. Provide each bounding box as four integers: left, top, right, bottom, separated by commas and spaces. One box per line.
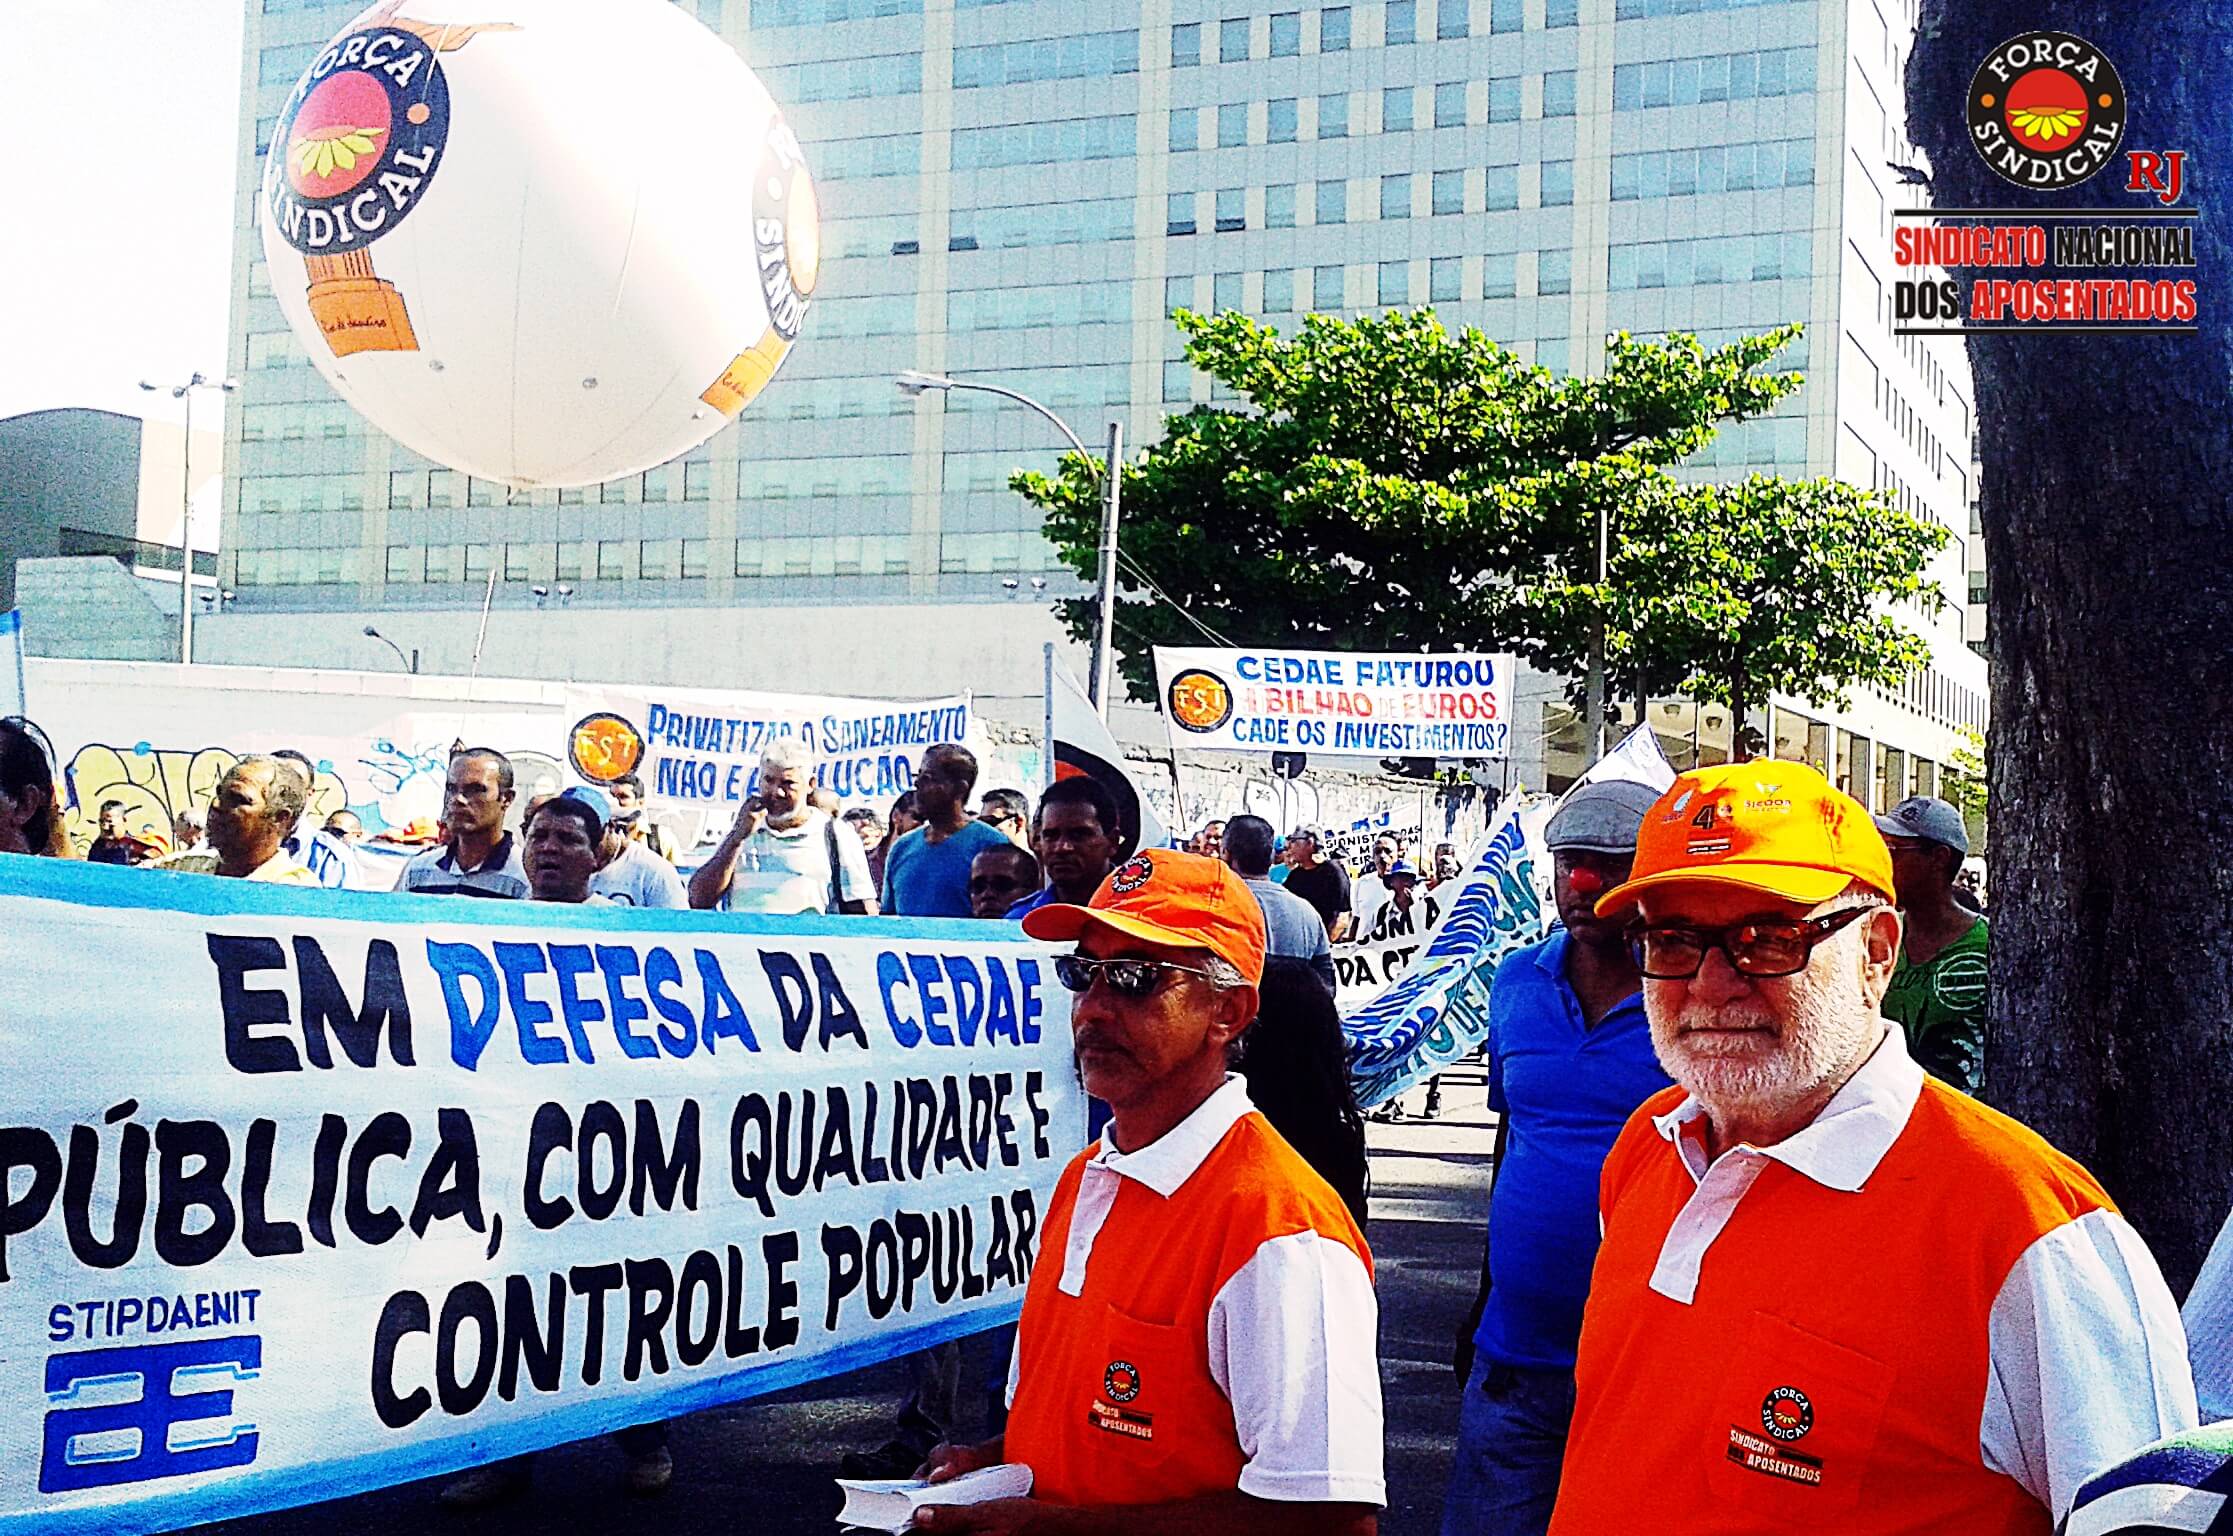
0, 860, 1080, 1535
1153, 646, 1516, 757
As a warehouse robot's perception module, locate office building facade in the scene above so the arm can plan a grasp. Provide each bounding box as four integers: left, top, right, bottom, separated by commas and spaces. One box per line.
213, 0, 1984, 800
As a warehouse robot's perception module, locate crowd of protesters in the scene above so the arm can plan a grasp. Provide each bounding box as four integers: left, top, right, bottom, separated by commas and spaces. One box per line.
13, 708, 2222, 1536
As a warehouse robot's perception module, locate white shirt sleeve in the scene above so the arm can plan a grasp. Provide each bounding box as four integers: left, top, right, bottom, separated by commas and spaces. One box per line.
638, 848, 688, 909
1205, 1230, 1385, 1506
833, 816, 876, 905
1979, 1209, 2197, 1521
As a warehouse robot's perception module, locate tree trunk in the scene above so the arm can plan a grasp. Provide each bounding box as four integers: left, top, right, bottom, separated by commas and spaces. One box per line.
1728, 676, 1751, 762
1908, 4, 2233, 1293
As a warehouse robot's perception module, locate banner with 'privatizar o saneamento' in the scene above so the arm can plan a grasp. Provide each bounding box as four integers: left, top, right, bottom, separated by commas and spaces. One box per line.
0, 861, 1081, 1536
1152, 647, 1516, 758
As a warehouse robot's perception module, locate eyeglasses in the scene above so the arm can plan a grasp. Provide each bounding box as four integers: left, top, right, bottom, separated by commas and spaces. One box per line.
1053, 953, 1223, 999
1625, 905, 1875, 980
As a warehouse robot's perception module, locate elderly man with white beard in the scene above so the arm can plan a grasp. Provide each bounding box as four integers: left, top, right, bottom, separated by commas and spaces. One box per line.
1543, 760, 2193, 1536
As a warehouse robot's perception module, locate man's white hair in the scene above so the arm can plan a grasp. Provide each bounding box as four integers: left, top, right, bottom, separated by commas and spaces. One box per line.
759, 735, 816, 778
1200, 954, 1248, 989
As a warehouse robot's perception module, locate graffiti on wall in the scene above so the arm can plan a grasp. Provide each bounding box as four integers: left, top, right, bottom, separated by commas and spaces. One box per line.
62, 744, 348, 856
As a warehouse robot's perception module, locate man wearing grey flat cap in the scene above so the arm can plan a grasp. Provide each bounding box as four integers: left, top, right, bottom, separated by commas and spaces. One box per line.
1441, 779, 1674, 1536
1875, 794, 1990, 1092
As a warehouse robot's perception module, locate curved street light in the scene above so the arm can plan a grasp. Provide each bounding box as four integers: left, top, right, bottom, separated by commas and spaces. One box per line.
896, 370, 1122, 716
362, 624, 416, 674
138, 372, 238, 665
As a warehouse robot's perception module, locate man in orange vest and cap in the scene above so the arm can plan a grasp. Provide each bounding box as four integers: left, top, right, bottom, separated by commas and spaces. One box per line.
1545, 760, 2193, 1534
916, 849, 1383, 1536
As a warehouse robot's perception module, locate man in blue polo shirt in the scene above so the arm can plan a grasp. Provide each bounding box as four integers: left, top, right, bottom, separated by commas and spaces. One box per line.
1443, 779, 1671, 1536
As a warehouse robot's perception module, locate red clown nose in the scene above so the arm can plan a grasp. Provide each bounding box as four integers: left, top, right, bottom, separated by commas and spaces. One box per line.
1567, 867, 1606, 896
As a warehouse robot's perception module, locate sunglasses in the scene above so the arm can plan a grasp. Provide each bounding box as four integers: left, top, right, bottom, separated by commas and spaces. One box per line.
1052, 954, 1223, 999
1624, 905, 1874, 980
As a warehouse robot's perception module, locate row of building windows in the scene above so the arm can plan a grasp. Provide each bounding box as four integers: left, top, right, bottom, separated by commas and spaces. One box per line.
1611, 138, 1817, 200
953, 29, 1137, 88
379, 464, 713, 511
815, 132, 917, 181
1164, 249, 1574, 335
947, 282, 1129, 332
1168, 159, 1565, 234
748, 0, 920, 25
1612, 47, 1818, 110
1608, 232, 1814, 290
951, 114, 1135, 170
954, 196, 1134, 251
759, 52, 921, 103
239, 401, 356, 441
1615, 0, 1804, 18
1175, 0, 1574, 64
1175, 70, 1569, 150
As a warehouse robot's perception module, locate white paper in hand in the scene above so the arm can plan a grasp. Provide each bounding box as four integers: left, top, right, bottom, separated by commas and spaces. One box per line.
835, 1462, 1033, 1532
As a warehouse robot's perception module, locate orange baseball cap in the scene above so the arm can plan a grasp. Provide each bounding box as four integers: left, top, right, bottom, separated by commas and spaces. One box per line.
1593, 759, 1895, 916
1022, 848, 1268, 985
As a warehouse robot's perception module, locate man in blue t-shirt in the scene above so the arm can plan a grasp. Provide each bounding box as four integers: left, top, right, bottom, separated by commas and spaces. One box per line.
881, 743, 1013, 918
1443, 778, 1672, 1536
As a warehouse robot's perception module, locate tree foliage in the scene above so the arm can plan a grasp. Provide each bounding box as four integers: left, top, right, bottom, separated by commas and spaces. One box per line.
1017, 309, 1946, 743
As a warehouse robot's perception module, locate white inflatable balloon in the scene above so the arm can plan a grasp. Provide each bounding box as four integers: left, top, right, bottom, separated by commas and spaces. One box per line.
258, 0, 818, 487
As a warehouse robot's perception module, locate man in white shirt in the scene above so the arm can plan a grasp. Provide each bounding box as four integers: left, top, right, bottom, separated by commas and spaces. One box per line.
566, 785, 688, 908
686, 737, 877, 915
1347, 835, 1402, 939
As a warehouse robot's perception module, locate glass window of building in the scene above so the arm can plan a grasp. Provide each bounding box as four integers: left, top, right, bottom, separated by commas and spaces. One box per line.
428, 469, 459, 508
1546, 0, 1577, 24
684, 461, 712, 500
557, 542, 584, 581
1267, 96, 1298, 141
1488, 76, 1520, 121
468, 476, 497, 507
1541, 159, 1574, 205
1432, 167, 1466, 213
601, 478, 630, 504
1385, 0, 1416, 43
1539, 248, 1572, 294
1380, 172, 1411, 218
1438, 0, 1469, 38
1173, 22, 1200, 64
1168, 190, 1197, 235
504, 543, 533, 581
1264, 267, 1295, 311
385, 545, 421, 583
1383, 85, 1414, 131
640, 540, 675, 581
1215, 187, 1246, 231
1270, 12, 1302, 54
1321, 5, 1352, 49
426, 545, 461, 583
1165, 274, 1194, 312
1430, 255, 1463, 301
1542, 69, 1577, 116
1484, 163, 1518, 208
388, 470, 422, 508
598, 540, 631, 580
1266, 182, 1297, 226
1314, 264, 1345, 309
1170, 107, 1199, 151
1163, 360, 1192, 401
1221, 16, 1251, 61
642, 464, 674, 502
1218, 101, 1249, 146
680, 539, 709, 580
1214, 271, 1244, 310
1378, 260, 1411, 305
1315, 178, 1348, 223
1318, 91, 1349, 136
1491, 0, 1521, 29
1477, 253, 1511, 296
465, 543, 493, 581
1434, 80, 1467, 127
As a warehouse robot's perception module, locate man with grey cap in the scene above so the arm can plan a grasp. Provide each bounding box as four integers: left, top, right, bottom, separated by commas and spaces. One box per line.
1875, 794, 1989, 1091
1442, 777, 1672, 1536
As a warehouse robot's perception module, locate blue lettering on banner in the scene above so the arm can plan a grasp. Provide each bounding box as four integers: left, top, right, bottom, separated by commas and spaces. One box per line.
42, 1336, 262, 1492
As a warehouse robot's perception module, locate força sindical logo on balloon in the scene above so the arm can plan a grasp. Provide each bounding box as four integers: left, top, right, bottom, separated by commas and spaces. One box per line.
1966, 32, 2126, 189
264, 25, 452, 258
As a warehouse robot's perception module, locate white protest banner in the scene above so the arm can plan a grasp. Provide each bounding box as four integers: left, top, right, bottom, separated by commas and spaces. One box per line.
1332, 934, 1432, 1012
562, 684, 975, 822
1153, 647, 1515, 758
0, 861, 1080, 1534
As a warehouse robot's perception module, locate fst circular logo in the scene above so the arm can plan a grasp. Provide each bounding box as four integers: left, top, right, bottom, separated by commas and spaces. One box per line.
1166, 669, 1234, 734
264, 26, 452, 255
1967, 32, 2126, 189
1761, 1386, 1813, 1442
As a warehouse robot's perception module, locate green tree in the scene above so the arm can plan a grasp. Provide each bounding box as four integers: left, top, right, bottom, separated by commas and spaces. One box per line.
1017, 309, 1945, 756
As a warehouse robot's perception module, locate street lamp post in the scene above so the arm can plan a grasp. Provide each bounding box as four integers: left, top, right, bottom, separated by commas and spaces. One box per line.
897, 370, 1123, 718
139, 373, 237, 665
363, 624, 417, 674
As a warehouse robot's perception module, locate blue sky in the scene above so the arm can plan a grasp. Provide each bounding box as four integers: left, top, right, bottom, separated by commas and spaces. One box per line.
1, 0, 247, 428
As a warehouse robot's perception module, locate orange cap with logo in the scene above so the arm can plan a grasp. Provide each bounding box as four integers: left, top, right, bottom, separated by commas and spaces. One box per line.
1592, 759, 1895, 916
1022, 848, 1268, 986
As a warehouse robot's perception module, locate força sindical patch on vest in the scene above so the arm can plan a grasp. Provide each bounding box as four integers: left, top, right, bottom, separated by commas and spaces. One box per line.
1726, 1424, 1824, 1488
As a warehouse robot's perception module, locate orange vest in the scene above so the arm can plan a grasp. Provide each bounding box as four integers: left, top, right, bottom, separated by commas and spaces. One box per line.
1548, 1079, 2113, 1535
1006, 1112, 1372, 1507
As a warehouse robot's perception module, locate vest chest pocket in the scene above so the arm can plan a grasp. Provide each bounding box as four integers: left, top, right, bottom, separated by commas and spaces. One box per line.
1088, 1304, 1204, 1469
1704, 1310, 1893, 1520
